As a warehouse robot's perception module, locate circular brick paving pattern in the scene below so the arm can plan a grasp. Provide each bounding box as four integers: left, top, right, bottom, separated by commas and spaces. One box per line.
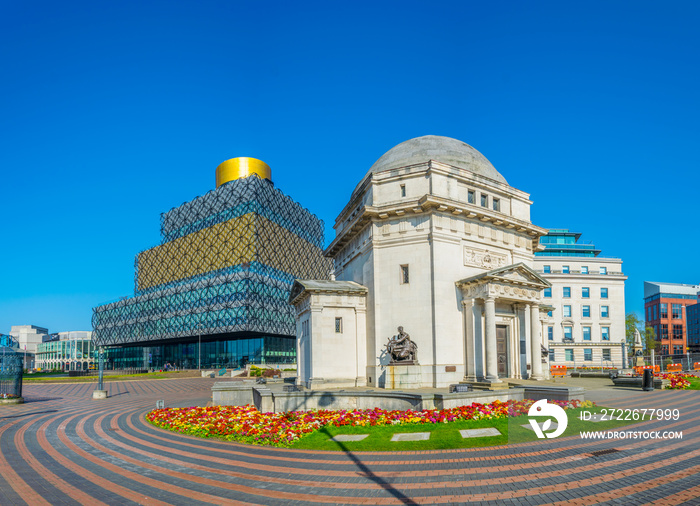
0, 378, 698, 505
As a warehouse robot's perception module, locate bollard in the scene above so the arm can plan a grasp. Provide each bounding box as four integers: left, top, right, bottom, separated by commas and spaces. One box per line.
642, 368, 654, 391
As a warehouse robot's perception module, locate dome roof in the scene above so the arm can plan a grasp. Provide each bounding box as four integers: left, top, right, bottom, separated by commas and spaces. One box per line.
364, 135, 506, 185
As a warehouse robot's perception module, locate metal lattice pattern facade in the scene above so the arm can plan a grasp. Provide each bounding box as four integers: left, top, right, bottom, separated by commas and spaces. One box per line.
0, 347, 23, 398
93, 175, 331, 346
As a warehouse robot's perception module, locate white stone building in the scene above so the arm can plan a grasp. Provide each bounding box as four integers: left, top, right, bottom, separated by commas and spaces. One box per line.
533, 230, 627, 369
291, 136, 552, 389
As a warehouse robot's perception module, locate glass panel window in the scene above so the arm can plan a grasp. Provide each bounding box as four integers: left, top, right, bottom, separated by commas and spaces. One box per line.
548, 326, 554, 341
563, 287, 571, 298
600, 266, 607, 274
582, 305, 590, 318
565, 349, 574, 361
654, 305, 658, 320
581, 266, 588, 274
492, 198, 500, 211
584, 349, 592, 361
400, 265, 409, 284
673, 324, 683, 339
660, 304, 668, 319
547, 310, 553, 317
601, 288, 608, 299
468, 190, 475, 204
400, 184, 406, 197
335, 317, 342, 333
549, 349, 555, 361
544, 288, 552, 298
564, 327, 573, 340
480, 194, 488, 207
562, 265, 570, 274
602, 348, 611, 361
582, 287, 590, 298
672, 304, 682, 319
661, 324, 669, 339
602, 327, 610, 340
543, 265, 551, 273
563, 305, 572, 318
583, 326, 591, 340
601, 305, 609, 318
673, 345, 683, 354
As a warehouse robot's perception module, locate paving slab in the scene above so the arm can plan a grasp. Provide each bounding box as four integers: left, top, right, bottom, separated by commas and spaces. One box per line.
459, 427, 501, 438
391, 432, 430, 441
329, 434, 369, 442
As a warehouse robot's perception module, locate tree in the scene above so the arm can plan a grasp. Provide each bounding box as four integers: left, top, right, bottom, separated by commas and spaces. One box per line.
625, 313, 659, 354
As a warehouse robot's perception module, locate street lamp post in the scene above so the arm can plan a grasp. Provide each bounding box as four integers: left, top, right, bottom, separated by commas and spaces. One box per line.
198, 330, 201, 371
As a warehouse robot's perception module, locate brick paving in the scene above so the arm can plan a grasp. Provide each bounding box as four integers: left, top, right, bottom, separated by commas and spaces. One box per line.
0, 377, 697, 504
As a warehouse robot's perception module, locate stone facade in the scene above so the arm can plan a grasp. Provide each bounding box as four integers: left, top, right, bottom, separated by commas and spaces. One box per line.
535, 257, 626, 368
292, 136, 553, 389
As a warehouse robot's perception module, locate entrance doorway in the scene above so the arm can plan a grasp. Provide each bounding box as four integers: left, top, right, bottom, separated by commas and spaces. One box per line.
496, 325, 508, 378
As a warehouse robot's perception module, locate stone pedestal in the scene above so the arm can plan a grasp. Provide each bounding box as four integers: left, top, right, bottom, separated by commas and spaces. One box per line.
381, 365, 422, 389
92, 390, 108, 399
633, 355, 645, 367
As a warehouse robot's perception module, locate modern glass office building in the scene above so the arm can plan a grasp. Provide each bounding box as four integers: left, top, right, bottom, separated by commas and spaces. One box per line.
92, 157, 330, 369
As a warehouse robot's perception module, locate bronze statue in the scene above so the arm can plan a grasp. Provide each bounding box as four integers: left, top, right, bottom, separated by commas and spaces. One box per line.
386, 326, 417, 364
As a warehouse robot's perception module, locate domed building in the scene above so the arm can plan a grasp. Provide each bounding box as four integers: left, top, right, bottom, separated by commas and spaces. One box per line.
290, 136, 552, 389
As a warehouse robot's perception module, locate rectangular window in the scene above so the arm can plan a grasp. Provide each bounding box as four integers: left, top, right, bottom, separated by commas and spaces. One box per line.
563, 287, 571, 298
335, 317, 343, 333
563, 305, 572, 318
544, 287, 552, 298
602, 348, 611, 361
547, 310, 553, 317
565, 349, 574, 361
543, 265, 551, 274
400, 265, 409, 284
660, 303, 668, 319
492, 198, 500, 211
480, 194, 488, 207
673, 324, 683, 339
583, 326, 591, 340
548, 326, 554, 340
468, 190, 475, 204
672, 303, 682, 319
581, 266, 588, 274
661, 324, 669, 339
601, 305, 609, 318
584, 349, 592, 361
582, 287, 590, 298
654, 305, 658, 320
673, 345, 683, 354
600, 266, 607, 274
582, 305, 590, 318
564, 327, 573, 340
562, 265, 570, 274
661, 345, 668, 355
602, 327, 610, 341
400, 184, 406, 197
601, 288, 608, 299
549, 349, 555, 361
646, 306, 651, 321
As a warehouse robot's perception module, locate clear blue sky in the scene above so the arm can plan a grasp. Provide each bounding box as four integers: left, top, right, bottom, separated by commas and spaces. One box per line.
2, 1, 699, 334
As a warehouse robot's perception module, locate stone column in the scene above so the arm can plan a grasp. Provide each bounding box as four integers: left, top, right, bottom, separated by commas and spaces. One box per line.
462, 299, 477, 382
484, 296, 500, 382
530, 304, 544, 380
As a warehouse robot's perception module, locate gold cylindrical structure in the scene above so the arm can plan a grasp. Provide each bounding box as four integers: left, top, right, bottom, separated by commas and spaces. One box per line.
215, 157, 271, 187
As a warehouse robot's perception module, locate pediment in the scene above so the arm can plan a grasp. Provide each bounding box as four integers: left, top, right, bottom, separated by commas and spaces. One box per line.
489, 263, 551, 288
456, 263, 550, 290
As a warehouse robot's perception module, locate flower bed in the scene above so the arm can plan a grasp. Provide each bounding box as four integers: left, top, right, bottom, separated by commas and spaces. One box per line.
146, 399, 592, 447
660, 373, 693, 390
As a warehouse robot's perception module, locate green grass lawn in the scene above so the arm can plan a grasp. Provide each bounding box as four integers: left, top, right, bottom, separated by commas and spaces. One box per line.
23, 370, 189, 383
290, 407, 642, 452
687, 376, 700, 390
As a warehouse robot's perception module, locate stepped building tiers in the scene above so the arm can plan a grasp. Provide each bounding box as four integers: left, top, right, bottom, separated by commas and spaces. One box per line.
92, 157, 331, 370
290, 136, 552, 389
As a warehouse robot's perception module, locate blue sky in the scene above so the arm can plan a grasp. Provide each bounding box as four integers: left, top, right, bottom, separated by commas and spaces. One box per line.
2, 1, 699, 333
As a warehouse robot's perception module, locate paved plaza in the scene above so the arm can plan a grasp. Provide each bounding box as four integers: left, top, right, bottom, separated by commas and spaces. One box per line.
0, 377, 698, 505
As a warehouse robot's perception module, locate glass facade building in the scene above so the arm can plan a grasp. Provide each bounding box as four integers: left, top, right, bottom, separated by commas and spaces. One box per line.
92, 159, 331, 370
